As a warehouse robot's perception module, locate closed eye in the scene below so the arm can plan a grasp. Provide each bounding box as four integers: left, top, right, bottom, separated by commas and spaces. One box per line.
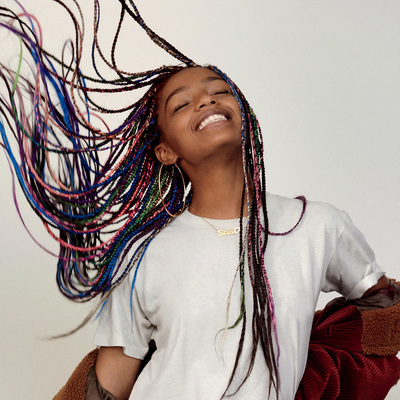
174, 102, 189, 112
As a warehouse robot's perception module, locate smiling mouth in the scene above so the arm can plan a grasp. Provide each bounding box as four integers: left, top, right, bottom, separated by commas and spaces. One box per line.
197, 114, 228, 131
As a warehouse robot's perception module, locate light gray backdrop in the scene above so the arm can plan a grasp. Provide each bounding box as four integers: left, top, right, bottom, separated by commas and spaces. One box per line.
0, 0, 399, 398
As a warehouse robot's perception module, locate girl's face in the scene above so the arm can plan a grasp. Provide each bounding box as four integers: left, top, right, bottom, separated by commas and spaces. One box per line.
154, 67, 242, 169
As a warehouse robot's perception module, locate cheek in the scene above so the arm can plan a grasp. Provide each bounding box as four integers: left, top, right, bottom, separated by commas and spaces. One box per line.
231, 99, 242, 118
156, 123, 186, 156
160, 114, 191, 143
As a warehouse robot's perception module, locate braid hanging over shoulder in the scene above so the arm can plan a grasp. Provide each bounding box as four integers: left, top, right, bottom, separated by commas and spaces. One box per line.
0, 0, 280, 396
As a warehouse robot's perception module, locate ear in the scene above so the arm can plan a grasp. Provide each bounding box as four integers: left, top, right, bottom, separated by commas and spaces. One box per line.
154, 142, 179, 165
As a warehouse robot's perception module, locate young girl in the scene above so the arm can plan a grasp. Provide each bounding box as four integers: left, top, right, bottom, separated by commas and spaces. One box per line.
0, 1, 398, 399
91, 65, 395, 400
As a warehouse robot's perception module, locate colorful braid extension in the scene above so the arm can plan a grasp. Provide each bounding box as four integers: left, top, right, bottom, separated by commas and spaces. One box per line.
0, 2, 192, 302
0, 1, 308, 396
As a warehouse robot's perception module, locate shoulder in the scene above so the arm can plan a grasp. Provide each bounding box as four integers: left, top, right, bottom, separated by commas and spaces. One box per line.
267, 193, 350, 236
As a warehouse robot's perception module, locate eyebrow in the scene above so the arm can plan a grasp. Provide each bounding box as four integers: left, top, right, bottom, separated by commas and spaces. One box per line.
164, 76, 225, 110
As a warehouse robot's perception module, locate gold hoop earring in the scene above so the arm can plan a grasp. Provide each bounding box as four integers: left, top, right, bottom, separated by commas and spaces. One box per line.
158, 163, 186, 218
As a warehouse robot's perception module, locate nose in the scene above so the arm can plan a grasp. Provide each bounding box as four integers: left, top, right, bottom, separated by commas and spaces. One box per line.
196, 92, 217, 110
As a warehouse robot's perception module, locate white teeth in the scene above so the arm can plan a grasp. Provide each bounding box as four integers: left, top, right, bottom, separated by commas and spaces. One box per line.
198, 114, 227, 131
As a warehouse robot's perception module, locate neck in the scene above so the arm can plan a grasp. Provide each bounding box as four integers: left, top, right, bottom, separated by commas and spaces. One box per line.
186, 158, 251, 219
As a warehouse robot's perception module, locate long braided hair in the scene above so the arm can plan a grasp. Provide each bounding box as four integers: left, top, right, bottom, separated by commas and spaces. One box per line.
0, 0, 279, 396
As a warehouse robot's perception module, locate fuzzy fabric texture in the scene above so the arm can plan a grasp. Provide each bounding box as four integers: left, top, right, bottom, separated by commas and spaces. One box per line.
53, 349, 98, 400
361, 280, 400, 356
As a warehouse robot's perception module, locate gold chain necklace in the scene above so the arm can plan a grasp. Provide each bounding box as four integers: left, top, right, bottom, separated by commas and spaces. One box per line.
189, 206, 242, 237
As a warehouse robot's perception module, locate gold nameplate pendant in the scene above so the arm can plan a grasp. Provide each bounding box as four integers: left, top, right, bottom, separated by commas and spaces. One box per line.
217, 227, 240, 237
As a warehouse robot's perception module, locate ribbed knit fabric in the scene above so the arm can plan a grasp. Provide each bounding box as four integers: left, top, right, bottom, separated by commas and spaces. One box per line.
295, 291, 400, 400
295, 343, 400, 400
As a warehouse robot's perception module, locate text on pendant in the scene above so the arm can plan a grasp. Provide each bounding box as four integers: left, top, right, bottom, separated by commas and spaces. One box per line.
217, 227, 240, 237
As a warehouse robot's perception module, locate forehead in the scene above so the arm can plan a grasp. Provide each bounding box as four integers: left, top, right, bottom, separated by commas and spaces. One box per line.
157, 67, 225, 104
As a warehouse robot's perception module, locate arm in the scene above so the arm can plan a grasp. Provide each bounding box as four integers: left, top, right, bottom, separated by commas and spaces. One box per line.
362, 274, 390, 298
95, 346, 142, 400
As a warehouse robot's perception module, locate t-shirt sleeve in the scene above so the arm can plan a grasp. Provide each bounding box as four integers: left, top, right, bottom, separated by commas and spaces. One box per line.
94, 265, 154, 359
322, 209, 384, 300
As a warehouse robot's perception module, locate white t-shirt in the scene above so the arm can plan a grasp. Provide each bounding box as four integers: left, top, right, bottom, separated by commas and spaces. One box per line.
94, 193, 383, 400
